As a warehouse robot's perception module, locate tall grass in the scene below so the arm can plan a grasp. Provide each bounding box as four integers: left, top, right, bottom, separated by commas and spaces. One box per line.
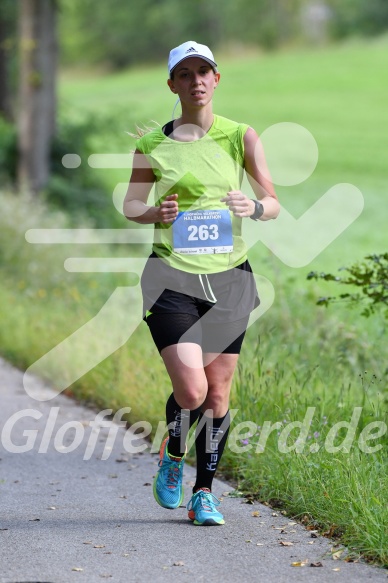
225, 332, 387, 564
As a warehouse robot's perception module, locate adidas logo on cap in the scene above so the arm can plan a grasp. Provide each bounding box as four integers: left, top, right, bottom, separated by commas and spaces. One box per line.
185, 47, 198, 54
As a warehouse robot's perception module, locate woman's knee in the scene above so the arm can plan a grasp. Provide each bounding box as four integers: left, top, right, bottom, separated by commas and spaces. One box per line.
173, 381, 207, 410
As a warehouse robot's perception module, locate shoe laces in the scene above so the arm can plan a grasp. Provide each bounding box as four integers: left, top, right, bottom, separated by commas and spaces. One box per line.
158, 456, 183, 488
188, 489, 221, 513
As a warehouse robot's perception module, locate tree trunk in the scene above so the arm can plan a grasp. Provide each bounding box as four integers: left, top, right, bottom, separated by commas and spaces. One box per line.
18, 0, 57, 195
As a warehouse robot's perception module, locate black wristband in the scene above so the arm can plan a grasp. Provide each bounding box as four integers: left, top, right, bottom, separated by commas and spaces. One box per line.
250, 199, 264, 221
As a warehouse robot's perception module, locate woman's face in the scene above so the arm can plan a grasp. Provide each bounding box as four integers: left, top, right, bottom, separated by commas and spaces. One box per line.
167, 57, 220, 109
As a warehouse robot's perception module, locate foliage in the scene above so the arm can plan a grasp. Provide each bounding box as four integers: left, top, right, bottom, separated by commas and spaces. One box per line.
0, 0, 18, 117
58, 0, 369, 71
327, 0, 388, 38
48, 110, 124, 227
0, 110, 125, 228
0, 116, 17, 184
307, 254, 388, 318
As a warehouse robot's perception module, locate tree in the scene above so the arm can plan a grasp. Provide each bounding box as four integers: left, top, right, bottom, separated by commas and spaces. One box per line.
307, 253, 388, 318
17, 0, 58, 195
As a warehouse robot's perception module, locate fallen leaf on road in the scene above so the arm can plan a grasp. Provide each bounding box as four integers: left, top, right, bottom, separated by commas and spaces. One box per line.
72, 567, 83, 572
94, 544, 105, 548
99, 574, 112, 578
245, 540, 252, 543
47, 506, 56, 510
109, 474, 118, 479
310, 562, 323, 567
291, 560, 308, 567
288, 522, 297, 526
222, 491, 231, 496
173, 561, 185, 566
279, 541, 293, 546
83, 541, 92, 545
143, 482, 151, 486
256, 543, 264, 546
29, 518, 40, 521
308, 541, 315, 545
251, 511, 260, 517
332, 568, 340, 571
272, 512, 279, 517
332, 549, 344, 560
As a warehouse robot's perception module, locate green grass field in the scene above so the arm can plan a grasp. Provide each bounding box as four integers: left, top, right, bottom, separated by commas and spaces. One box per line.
1, 39, 387, 565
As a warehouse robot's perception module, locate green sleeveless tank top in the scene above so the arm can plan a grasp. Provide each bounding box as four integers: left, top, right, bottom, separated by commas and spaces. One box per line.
136, 114, 249, 274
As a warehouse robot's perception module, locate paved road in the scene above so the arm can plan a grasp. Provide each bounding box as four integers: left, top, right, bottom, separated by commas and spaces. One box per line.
0, 357, 386, 583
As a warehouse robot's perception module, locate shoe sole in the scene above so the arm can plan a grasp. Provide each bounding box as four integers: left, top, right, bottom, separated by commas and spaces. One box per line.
193, 518, 225, 526
188, 510, 224, 525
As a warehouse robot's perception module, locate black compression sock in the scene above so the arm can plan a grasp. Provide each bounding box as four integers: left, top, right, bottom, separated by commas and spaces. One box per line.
193, 411, 230, 492
166, 393, 201, 458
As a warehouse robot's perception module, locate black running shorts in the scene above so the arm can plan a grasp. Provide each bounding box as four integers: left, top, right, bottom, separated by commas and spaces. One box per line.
141, 253, 260, 354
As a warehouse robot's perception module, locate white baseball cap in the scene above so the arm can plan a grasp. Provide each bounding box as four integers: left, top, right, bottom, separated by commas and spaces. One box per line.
168, 41, 217, 76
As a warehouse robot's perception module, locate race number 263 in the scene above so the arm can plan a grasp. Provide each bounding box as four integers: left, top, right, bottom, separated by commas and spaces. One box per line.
187, 224, 219, 241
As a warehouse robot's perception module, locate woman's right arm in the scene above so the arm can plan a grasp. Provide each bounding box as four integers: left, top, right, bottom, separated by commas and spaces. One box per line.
123, 149, 178, 224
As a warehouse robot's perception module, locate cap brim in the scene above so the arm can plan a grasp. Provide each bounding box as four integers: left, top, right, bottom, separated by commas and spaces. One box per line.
169, 55, 217, 75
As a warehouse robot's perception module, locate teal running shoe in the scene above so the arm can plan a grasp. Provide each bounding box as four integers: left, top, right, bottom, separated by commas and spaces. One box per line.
153, 437, 185, 509
187, 488, 225, 525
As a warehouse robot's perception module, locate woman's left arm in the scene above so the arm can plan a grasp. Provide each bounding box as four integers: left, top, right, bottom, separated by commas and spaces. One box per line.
221, 127, 280, 221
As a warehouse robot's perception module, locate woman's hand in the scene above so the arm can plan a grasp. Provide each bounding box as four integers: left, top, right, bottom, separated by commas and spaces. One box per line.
221, 191, 255, 218
158, 193, 179, 223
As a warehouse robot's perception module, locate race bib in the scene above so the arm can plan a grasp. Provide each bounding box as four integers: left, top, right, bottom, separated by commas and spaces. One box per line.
172, 209, 233, 254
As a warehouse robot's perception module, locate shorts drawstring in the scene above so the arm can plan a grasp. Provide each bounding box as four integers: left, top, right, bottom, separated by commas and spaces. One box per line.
199, 274, 217, 303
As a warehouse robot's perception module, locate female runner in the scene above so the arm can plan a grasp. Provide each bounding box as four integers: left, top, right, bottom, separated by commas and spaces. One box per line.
124, 40, 279, 525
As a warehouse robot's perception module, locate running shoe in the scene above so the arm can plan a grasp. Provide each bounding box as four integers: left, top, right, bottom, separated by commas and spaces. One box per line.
153, 437, 185, 509
187, 488, 225, 525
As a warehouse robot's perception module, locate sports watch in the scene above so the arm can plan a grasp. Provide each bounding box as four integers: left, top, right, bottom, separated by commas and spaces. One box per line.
249, 199, 264, 221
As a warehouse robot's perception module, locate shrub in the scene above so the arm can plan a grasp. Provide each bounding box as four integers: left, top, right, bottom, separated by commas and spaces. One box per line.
307, 253, 388, 318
